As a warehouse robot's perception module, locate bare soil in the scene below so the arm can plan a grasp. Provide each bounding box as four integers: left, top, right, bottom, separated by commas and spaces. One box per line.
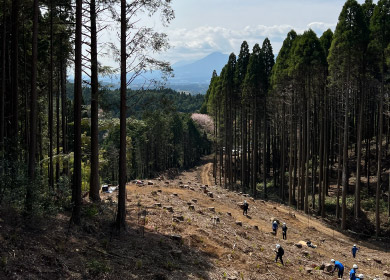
0, 158, 389, 280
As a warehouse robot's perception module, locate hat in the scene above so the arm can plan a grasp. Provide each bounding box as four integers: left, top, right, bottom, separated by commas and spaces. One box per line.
358, 274, 364, 279
331, 259, 335, 263
244, 200, 247, 203
273, 221, 277, 224
353, 244, 356, 247
353, 264, 358, 269
283, 222, 286, 225
276, 244, 280, 249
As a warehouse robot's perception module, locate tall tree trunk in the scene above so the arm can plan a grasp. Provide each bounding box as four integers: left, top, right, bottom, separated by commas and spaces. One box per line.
60, 56, 68, 176
355, 94, 363, 219
376, 59, 385, 238
252, 98, 258, 197
0, 0, 6, 157
341, 87, 350, 230
242, 106, 247, 192
56, 68, 60, 183
10, 0, 18, 145
319, 102, 324, 216
48, 0, 54, 190
288, 96, 294, 206
336, 130, 342, 220
72, 0, 83, 225
281, 100, 286, 201
26, 0, 39, 212
89, 0, 100, 202
116, 0, 127, 230
293, 113, 298, 206
263, 99, 267, 198
304, 96, 310, 214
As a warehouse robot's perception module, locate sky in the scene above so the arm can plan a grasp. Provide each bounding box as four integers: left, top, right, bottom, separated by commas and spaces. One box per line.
159, 0, 374, 63
99, 0, 375, 68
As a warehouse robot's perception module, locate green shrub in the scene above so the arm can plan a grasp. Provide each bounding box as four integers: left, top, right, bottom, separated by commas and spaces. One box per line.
87, 259, 111, 276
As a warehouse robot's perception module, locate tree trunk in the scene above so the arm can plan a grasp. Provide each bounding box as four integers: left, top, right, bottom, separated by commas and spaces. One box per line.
242, 106, 247, 192
376, 62, 384, 238
319, 102, 324, 216
288, 96, 294, 206
341, 87, 350, 230
116, 0, 127, 230
355, 94, 363, 219
60, 56, 68, 176
48, 0, 54, 190
10, 0, 18, 145
304, 96, 310, 214
281, 100, 286, 201
252, 97, 258, 197
56, 67, 60, 183
89, 0, 100, 202
263, 99, 267, 198
0, 0, 6, 156
336, 130, 342, 220
26, 0, 39, 212
72, 0, 83, 225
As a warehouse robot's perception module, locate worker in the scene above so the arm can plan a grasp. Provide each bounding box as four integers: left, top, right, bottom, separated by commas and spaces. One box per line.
243, 200, 249, 216
272, 220, 278, 235
282, 222, 287, 240
331, 259, 344, 278
349, 264, 358, 280
357, 274, 364, 279
352, 244, 359, 258
274, 244, 284, 265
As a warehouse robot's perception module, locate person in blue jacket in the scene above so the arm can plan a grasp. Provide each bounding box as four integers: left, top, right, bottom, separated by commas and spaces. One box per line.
331, 259, 344, 278
272, 221, 278, 235
352, 244, 359, 258
349, 264, 358, 280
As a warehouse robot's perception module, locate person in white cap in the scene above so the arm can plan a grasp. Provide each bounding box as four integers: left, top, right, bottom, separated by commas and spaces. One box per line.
349, 264, 358, 280
352, 244, 359, 258
282, 222, 288, 240
243, 200, 249, 216
274, 244, 284, 265
331, 259, 344, 278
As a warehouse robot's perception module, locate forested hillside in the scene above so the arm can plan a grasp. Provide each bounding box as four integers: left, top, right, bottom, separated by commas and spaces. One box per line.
0, 0, 213, 228
66, 86, 205, 118
202, 0, 390, 238
1, 0, 390, 279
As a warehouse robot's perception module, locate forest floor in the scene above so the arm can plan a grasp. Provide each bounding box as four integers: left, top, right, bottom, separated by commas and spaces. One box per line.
1, 157, 390, 280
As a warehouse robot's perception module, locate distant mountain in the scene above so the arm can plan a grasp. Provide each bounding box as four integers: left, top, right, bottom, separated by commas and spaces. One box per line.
92, 52, 229, 94
171, 52, 229, 84
162, 52, 228, 94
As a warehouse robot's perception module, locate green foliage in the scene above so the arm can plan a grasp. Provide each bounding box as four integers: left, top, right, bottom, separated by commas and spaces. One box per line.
87, 259, 111, 276
243, 44, 264, 102
328, 0, 367, 86
135, 259, 143, 270
271, 30, 297, 88
69, 87, 204, 118
83, 204, 99, 218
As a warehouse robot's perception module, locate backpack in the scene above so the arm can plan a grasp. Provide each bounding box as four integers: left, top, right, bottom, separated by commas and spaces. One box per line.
279, 247, 284, 256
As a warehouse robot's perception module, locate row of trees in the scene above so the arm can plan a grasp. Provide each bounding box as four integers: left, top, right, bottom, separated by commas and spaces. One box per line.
0, 0, 201, 230
203, 0, 390, 237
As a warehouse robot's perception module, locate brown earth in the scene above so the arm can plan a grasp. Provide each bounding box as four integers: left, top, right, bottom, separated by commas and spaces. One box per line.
0, 158, 389, 280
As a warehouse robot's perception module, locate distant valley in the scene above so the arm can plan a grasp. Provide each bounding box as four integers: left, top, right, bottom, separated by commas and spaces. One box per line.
99, 52, 229, 94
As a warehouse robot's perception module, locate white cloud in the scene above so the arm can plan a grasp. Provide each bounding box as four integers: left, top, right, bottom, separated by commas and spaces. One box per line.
162, 22, 335, 63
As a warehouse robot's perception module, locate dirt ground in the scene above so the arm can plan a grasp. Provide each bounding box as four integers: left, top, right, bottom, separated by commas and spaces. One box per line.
0, 158, 389, 280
